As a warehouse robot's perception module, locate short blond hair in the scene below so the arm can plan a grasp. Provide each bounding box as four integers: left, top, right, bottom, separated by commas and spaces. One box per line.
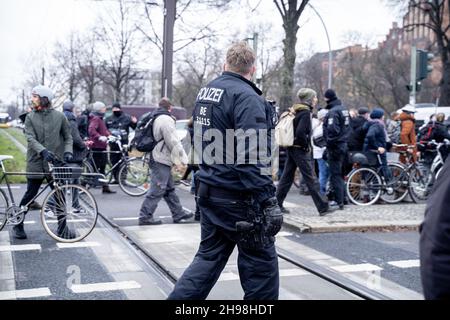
226, 41, 255, 75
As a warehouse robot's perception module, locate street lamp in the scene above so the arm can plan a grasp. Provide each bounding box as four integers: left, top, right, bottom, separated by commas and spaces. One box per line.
308, 3, 333, 89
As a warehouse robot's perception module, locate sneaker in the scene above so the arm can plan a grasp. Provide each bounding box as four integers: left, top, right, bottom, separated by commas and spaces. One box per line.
12, 223, 27, 239
319, 204, 338, 217
174, 212, 194, 224
57, 228, 76, 240
280, 206, 290, 214
138, 217, 162, 226
44, 208, 56, 218
179, 180, 191, 186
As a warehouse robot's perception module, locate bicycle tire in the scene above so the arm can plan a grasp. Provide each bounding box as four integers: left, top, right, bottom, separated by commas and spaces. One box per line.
346, 167, 382, 206
408, 166, 433, 204
0, 188, 9, 232
380, 163, 409, 204
41, 184, 98, 243
118, 158, 151, 197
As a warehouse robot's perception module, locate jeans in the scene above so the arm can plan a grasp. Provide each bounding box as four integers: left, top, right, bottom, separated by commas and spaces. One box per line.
317, 159, 330, 196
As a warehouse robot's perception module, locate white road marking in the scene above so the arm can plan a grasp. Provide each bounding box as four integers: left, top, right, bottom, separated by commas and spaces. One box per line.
284, 202, 299, 208
113, 217, 138, 221
142, 237, 182, 244
388, 260, 420, 269
57, 242, 101, 249
0, 186, 20, 190
331, 263, 383, 273
279, 269, 309, 277
277, 232, 293, 237
24, 221, 36, 225
0, 244, 41, 252
218, 272, 239, 282
0, 288, 51, 300
70, 281, 141, 293
46, 219, 88, 224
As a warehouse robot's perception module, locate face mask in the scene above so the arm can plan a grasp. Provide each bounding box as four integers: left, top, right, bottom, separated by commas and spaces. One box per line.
113, 111, 122, 117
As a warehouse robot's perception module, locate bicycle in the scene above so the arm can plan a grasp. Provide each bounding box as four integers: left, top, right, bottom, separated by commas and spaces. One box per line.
82, 134, 151, 197
406, 140, 449, 203
346, 150, 409, 206
0, 156, 99, 243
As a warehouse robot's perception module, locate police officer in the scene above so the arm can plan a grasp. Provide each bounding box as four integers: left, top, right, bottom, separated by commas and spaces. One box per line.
105, 102, 137, 182
322, 89, 350, 210
168, 42, 282, 300
420, 156, 450, 299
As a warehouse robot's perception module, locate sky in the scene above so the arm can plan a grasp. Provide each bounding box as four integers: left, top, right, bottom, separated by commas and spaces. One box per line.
0, 0, 401, 104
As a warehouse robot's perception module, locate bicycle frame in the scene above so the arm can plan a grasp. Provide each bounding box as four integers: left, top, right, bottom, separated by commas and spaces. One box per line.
85, 138, 129, 178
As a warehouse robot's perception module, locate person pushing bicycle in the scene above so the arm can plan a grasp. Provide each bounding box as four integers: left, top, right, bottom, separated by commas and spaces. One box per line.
13, 85, 74, 240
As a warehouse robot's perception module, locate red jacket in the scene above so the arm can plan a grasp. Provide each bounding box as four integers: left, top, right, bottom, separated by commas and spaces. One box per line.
88, 113, 110, 149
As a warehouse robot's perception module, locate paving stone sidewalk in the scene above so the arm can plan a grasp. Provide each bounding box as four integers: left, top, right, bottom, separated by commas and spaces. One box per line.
281, 194, 426, 233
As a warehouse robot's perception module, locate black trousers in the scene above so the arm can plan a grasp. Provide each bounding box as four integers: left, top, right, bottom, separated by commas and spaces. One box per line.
109, 143, 124, 180
19, 178, 51, 209
276, 148, 328, 213
328, 147, 346, 206
92, 148, 107, 175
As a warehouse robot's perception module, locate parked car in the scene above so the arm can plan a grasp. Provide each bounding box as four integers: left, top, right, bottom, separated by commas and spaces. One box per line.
396, 103, 450, 129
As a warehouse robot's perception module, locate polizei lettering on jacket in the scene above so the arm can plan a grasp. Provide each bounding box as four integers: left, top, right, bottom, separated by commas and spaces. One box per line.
196, 87, 225, 104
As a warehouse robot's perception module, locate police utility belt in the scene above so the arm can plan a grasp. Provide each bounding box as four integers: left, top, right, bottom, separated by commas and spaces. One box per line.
198, 182, 252, 202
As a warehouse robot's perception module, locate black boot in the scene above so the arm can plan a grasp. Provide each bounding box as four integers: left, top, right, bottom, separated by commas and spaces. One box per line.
102, 185, 117, 194
12, 223, 27, 239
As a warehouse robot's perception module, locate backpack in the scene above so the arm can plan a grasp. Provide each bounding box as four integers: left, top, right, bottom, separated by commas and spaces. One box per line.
132, 110, 171, 153
275, 108, 296, 147
418, 122, 436, 143
388, 120, 401, 144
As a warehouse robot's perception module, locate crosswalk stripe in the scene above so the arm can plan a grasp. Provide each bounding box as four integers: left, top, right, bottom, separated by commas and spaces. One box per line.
0, 288, 51, 300
218, 272, 239, 282
57, 242, 101, 249
277, 232, 293, 237
113, 217, 139, 221
0, 244, 41, 252
283, 202, 299, 208
331, 263, 383, 273
24, 221, 36, 225
70, 281, 141, 293
388, 260, 420, 268
280, 269, 309, 277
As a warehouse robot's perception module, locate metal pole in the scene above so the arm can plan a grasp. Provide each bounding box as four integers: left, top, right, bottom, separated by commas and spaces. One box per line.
162, 0, 175, 99
308, 3, 333, 89
41, 67, 45, 86
409, 46, 417, 105
253, 32, 258, 82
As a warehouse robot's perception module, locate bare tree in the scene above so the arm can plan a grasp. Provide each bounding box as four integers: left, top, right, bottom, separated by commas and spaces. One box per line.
96, 0, 143, 103
273, 0, 310, 111
390, 0, 450, 105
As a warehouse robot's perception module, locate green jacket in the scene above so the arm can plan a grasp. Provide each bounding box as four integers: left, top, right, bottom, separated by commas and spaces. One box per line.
24, 108, 73, 178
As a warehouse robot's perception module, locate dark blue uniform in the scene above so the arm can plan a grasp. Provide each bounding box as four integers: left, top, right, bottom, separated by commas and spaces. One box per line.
420, 157, 450, 299
168, 71, 279, 300
323, 99, 350, 206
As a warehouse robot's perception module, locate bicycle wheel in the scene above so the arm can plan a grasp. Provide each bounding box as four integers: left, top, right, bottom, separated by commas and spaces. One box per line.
346, 167, 382, 206
409, 165, 433, 204
80, 159, 95, 187
41, 184, 98, 243
0, 189, 9, 232
380, 163, 409, 204
118, 158, 151, 197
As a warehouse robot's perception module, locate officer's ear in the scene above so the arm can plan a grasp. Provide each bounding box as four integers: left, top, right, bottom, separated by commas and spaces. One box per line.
223, 63, 227, 72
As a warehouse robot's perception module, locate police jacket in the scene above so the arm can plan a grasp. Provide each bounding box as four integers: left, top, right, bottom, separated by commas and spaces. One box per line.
420, 157, 450, 299
431, 122, 450, 143
105, 112, 137, 143
193, 71, 276, 204
323, 99, 350, 149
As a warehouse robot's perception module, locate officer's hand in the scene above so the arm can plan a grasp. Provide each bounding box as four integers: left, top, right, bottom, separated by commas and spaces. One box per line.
99, 136, 108, 142
378, 147, 386, 154
64, 152, 74, 163
40, 149, 56, 163
262, 197, 283, 237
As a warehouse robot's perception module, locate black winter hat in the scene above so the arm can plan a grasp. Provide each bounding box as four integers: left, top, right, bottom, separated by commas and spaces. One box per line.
112, 102, 121, 109
324, 89, 337, 102
358, 107, 370, 115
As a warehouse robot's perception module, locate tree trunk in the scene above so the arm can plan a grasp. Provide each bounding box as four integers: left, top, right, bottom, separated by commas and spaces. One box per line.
280, 21, 299, 111
440, 59, 450, 106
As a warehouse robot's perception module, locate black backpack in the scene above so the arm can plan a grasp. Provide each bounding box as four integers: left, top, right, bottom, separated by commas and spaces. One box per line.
418, 122, 436, 143
133, 110, 171, 153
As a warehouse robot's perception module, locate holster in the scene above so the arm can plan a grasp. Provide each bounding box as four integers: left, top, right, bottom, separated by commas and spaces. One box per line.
236, 206, 274, 250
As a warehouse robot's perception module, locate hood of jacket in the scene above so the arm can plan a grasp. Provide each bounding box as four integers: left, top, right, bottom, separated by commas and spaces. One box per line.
292, 104, 311, 113
400, 112, 415, 122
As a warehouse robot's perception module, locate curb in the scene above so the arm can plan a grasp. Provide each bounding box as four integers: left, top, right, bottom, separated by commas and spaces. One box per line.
282, 217, 420, 234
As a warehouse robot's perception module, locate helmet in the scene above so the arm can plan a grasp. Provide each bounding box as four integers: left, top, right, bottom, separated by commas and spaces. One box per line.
31, 85, 54, 101
352, 153, 369, 166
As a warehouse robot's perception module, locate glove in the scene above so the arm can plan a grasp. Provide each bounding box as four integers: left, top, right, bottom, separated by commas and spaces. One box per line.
64, 152, 74, 163
40, 149, 56, 163
99, 136, 108, 142
262, 197, 283, 237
